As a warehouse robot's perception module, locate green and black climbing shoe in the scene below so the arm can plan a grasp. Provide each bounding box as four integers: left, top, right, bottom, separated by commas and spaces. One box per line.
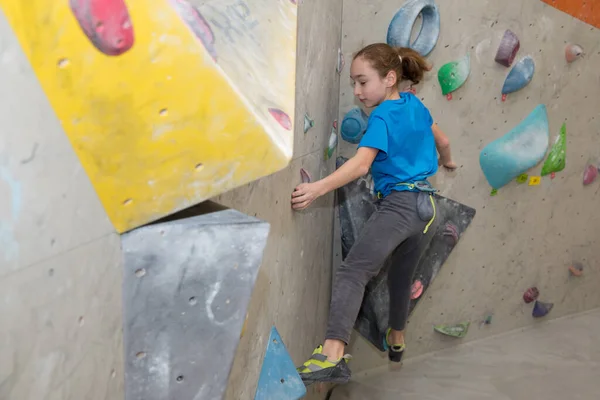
383, 328, 406, 363
296, 345, 352, 386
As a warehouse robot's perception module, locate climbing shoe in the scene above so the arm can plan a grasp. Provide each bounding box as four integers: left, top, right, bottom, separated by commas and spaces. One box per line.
382, 328, 406, 363
296, 345, 352, 386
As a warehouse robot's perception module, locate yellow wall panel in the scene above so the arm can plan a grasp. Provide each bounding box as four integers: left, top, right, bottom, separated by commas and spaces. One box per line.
0, 0, 297, 232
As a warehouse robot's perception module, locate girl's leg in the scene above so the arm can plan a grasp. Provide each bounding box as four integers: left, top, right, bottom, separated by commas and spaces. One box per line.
386, 232, 424, 348
297, 191, 426, 385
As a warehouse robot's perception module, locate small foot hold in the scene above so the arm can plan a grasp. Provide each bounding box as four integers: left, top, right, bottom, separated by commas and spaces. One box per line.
434, 321, 470, 338
565, 44, 584, 63
303, 113, 315, 133
300, 168, 311, 183
446, 93, 453, 101
501, 94, 507, 102
410, 280, 424, 300
516, 173, 528, 184
569, 262, 583, 277
523, 287, 539, 304
490, 188, 498, 196
582, 158, 599, 185
336, 48, 345, 74
528, 176, 541, 186
532, 300, 553, 318
443, 221, 459, 244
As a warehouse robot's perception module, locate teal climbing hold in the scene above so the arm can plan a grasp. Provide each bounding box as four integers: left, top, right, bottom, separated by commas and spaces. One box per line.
479, 104, 549, 189
255, 326, 306, 400
386, 0, 440, 56
341, 107, 368, 144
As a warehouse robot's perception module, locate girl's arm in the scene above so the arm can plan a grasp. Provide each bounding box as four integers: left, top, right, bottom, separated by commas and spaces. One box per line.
291, 147, 378, 210
432, 123, 457, 170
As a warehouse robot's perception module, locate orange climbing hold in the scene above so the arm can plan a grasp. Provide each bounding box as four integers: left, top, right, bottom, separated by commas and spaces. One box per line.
540, 0, 600, 29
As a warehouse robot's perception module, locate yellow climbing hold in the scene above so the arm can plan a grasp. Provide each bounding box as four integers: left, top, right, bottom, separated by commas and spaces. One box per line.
528, 176, 541, 186
1, 0, 298, 232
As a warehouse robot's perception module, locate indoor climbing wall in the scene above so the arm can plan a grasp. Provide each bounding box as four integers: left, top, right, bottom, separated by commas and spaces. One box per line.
0, 0, 297, 233
337, 0, 600, 374
0, 1, 306, 400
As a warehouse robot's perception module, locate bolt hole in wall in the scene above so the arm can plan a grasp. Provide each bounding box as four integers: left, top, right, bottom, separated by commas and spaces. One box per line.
57, 58, 70, 68
159, 108, 168, 117
176, 375, 184, 383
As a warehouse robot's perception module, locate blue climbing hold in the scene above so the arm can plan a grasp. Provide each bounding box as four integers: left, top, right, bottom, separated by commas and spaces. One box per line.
255, 326, 306, 400
502, 56, 535, 96
341, 107, 369, 144
479, 104, 549, 189
387, 0, 440, 56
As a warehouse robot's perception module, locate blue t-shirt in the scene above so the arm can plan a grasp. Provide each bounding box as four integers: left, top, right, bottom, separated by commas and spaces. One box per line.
357, 92, 438, 198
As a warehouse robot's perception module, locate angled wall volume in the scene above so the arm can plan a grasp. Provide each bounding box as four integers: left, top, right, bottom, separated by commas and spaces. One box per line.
0, 0, 297, 233
121, 208, 270, 400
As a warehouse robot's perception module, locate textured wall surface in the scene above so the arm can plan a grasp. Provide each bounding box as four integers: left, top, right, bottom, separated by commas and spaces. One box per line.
213, 0, 344, 398
337, 0, 600, 375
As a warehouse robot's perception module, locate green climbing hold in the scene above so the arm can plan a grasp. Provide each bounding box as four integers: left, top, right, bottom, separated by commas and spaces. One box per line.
541, 122, 566, 176
434, 321, 470, 338
516, 173, 528, 184
438, 55, 470, 96
490, 188, 498, 196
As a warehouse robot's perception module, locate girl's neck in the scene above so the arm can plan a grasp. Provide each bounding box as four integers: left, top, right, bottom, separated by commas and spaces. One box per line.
384, 89, 401, 102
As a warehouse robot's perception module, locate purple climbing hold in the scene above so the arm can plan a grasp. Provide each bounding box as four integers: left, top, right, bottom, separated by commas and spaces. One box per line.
495, 29, 520, 67
532, 300, 553, 318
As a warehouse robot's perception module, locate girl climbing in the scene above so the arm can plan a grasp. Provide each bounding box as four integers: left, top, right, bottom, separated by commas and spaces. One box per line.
290, 43, 456, 385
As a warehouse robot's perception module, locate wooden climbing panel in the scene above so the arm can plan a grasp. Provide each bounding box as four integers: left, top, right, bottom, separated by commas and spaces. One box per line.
541, 0, 600, 29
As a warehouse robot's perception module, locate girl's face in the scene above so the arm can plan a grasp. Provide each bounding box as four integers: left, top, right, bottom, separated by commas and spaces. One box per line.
350, 56, 397, 108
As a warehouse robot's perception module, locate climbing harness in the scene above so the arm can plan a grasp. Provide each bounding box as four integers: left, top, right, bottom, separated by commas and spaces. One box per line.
376, 180, 437, 234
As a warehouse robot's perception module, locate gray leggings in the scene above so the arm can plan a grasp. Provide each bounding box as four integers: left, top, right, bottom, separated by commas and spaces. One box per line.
326, 190, 429, 344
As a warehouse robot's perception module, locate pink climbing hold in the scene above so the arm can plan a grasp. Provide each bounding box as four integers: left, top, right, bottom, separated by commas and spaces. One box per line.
69, 0, 135, 56
582, 159, 598, 185
410, 280, 424, 300
569, 262, 583, 277
300, 168, 311, 183
268, 108, 292, 131
495, 29, 520, 67
565, 44, 583, 63
443, 222, 459, 244
523, 287, 539, 304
